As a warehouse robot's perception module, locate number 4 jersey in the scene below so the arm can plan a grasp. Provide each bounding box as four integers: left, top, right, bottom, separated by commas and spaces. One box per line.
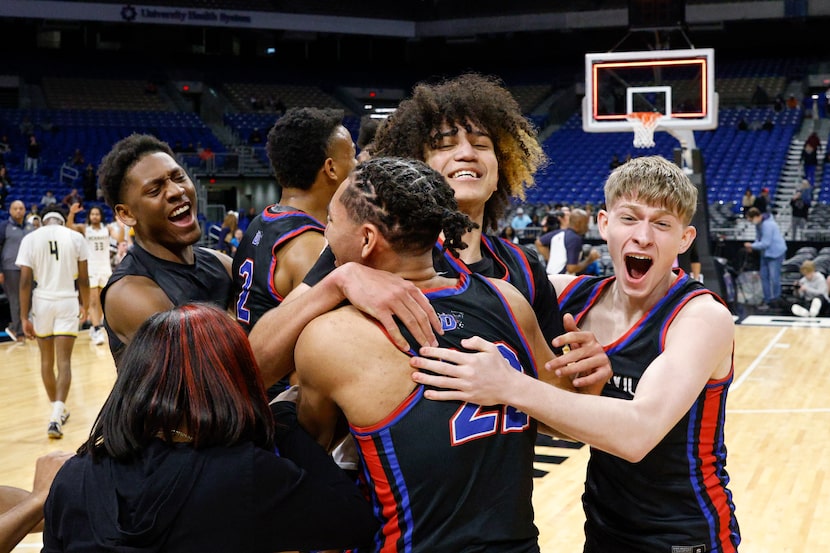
351, 272, 541, 553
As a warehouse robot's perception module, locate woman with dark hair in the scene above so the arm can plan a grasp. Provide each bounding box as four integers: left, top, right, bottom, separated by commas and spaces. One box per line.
42, 303, 377, 553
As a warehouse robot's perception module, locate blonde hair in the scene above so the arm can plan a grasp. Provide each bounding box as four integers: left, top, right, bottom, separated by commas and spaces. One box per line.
604, 156, 698, 225
800, 260, 816, 275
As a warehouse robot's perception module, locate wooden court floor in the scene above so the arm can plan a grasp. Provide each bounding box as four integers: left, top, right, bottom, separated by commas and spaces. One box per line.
2, 319, 829, 551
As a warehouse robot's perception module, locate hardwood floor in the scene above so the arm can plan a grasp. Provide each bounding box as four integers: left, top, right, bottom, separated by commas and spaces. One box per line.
2, 321, 828, 551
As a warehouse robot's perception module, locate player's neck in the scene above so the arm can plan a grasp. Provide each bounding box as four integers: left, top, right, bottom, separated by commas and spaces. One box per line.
279, 188, 327, 224
135, 237, 195, 265
448, 225, 484, 265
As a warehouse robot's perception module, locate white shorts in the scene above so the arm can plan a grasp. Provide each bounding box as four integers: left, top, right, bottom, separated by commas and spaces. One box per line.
88, 268, 113, 288
32, 296, 80, 338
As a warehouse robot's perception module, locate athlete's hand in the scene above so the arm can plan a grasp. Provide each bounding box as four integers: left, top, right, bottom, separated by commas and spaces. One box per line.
336, 263, 442, 350
410, 336, 520, 406
69, 202, 84, 215
547, 313, 611, 394
22, 319, 35, 340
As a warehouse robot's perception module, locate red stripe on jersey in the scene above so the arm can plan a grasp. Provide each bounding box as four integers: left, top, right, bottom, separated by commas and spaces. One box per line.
354, 434, 402, 553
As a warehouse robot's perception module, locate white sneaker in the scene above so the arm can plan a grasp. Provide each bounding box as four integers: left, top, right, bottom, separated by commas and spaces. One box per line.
91, 328, 105, 345
4, 326, 16, 342
809, 297, 822, 317
791, 304, 810, 317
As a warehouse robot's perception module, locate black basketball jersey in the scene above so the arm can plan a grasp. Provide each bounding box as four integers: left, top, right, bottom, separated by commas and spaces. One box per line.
351, 273, 540, 553
437, 234, 565, 351
558, 271, 740, 553
304, 234, 565, 350
101, 243, 232, 365
232, 205, 324, 331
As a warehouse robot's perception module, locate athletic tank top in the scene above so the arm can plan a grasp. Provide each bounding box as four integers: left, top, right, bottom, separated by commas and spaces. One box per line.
351, 273, 540, 553
304, 235, 566, 351
84, 224, 111, 273
558, 271, 740, 553
101, 243, 232, 365
232, 205, 324, 331
437, 234, 565, 351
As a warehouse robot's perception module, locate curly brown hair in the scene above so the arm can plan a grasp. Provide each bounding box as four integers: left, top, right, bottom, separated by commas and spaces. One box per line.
374, 73, 546, 231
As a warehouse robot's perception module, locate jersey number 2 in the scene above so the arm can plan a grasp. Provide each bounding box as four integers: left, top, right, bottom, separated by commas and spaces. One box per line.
449, 343, 530, 446
235, 258, 253, 324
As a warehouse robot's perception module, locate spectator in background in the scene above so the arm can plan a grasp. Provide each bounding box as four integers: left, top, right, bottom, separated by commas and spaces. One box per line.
762, 118, 774, 131
744, 206, 787, 310
0, 176, 8, 211
217, 211, 238, 255
786, 94, 800, 109
61, 188, 83, 209
791, 259, 829, 317
25, 214, 41, 231
789, 180, 811, 240
510, 207, 532, 230
69, 148, 85, 168
741, 187, 755, 213
81, 163, 97, 201
801, 141, 818, 186
24, 135, 40, 174
536, 208, 600, 276
773, 94, 785, 112
609, 153, 622, 170
753, 187, 770, 213
0, 200, 31, 342
40, 190, 57, 209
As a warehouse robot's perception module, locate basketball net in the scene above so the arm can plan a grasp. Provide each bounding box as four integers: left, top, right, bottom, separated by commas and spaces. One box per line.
626, 112, 662, 148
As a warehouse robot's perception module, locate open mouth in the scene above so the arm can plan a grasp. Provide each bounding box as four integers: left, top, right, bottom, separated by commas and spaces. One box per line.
169, 203, 193, 223
449, 169, 481, 179
625, 254, 653, 280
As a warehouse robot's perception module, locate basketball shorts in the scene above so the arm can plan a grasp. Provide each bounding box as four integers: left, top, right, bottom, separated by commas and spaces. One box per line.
88, 267, 113, 288
32, 296, 80, 337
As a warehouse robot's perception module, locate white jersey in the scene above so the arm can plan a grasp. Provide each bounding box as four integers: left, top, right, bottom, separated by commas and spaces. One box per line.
85, 224, 112, 273
15, 224, 89, 301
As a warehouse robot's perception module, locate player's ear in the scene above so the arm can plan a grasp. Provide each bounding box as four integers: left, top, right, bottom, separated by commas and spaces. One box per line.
677, 225, 697, 254
360, 224, 378, 260
114, 204, 136, 228
597, 209, 610, 240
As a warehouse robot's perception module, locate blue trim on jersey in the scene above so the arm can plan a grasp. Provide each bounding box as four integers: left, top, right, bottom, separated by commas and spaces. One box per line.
422, 271, 471, 300
351, 387, 426, 437
686, 399, 720, 551
475, 275, 539, 379
261, 207, 324, 227
379, 428, 415, 553
484, 235, 537, 305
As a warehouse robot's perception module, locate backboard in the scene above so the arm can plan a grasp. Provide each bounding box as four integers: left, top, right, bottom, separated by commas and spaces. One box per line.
583, 48, 717, 133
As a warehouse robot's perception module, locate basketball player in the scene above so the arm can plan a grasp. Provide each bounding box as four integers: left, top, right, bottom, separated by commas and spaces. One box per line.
251, 73, 610, 389
295, 157, 606, 552
411, 156, 741, 553
98, 134, 232, 364
66, 203, 124, 345
16, 206, 90, 438
232, 107, 354, 333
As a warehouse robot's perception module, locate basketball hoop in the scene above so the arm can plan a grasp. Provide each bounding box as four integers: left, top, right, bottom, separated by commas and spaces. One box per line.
626, 112, 663, 148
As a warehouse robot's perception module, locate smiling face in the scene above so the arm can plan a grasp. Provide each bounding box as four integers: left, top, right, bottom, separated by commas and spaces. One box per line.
598, 196, 696, 301
423, 120, 498, 222
325, 178, 365, 268
115, 152, 201, 254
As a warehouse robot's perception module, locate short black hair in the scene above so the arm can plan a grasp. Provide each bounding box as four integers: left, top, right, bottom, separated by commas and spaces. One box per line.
98, 134, 176, 208
266, 107, 345, 191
